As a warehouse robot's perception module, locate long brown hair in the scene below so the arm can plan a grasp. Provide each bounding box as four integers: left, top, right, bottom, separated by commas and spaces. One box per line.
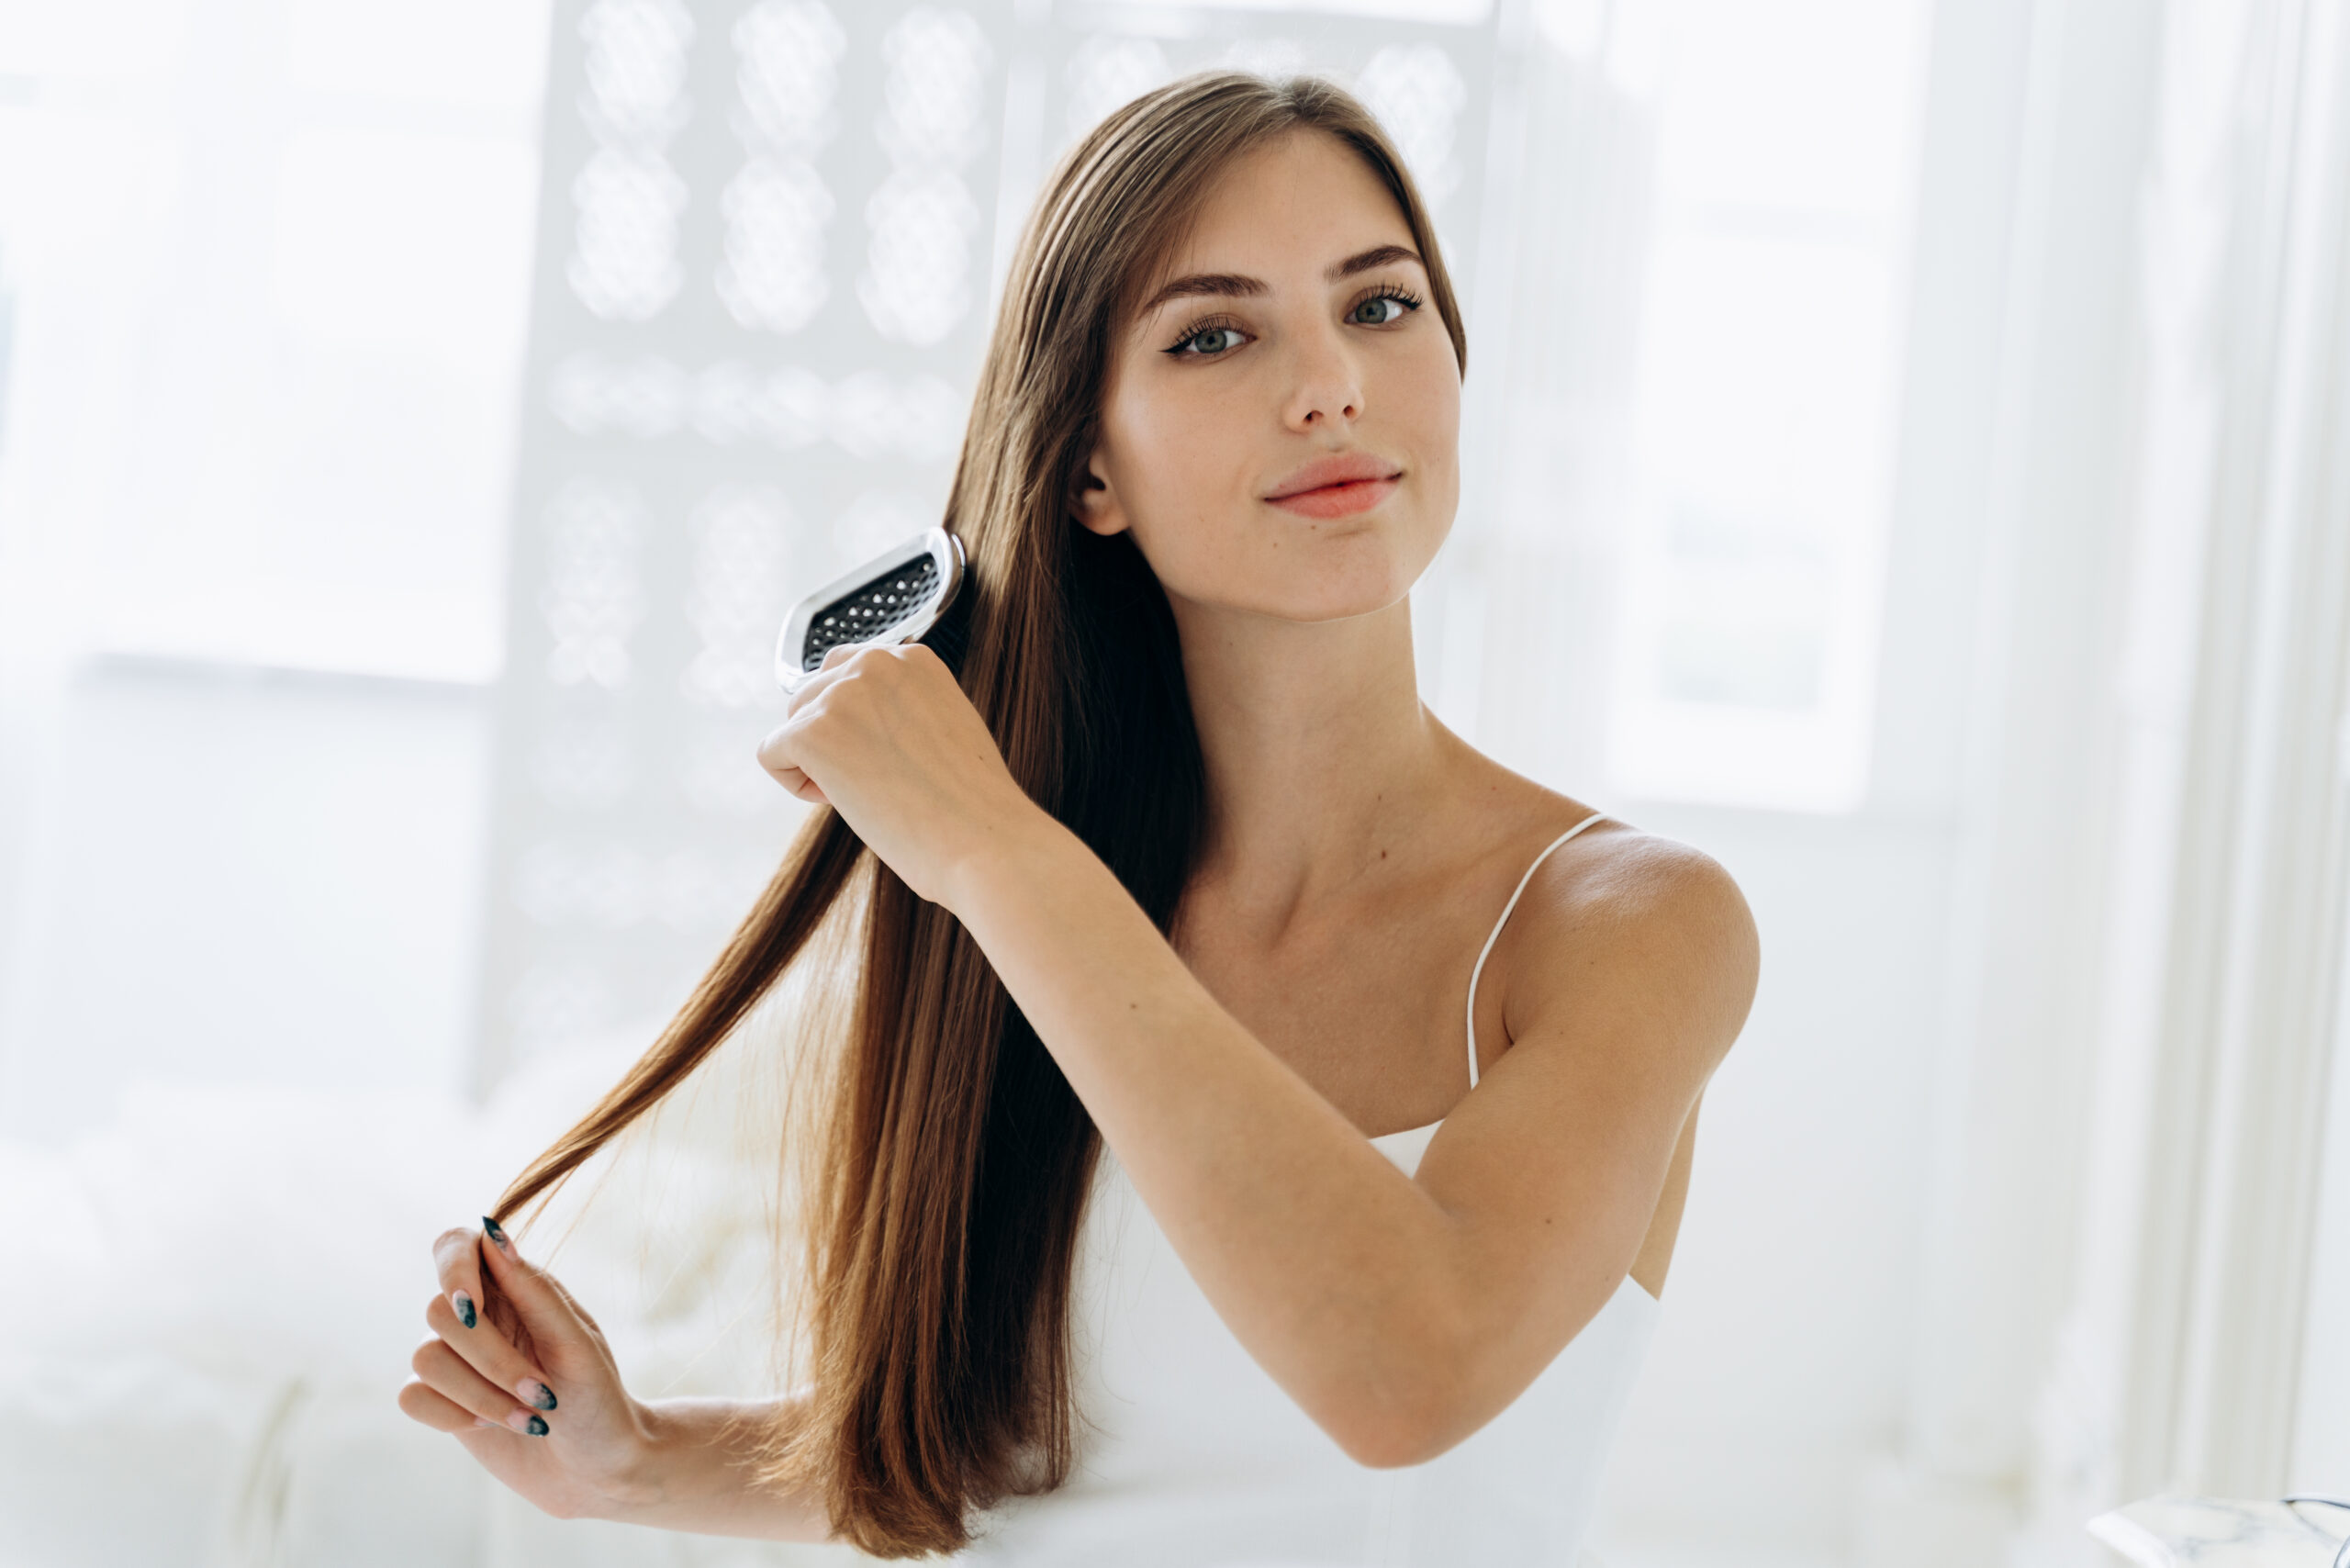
495, 70, 1467, 1555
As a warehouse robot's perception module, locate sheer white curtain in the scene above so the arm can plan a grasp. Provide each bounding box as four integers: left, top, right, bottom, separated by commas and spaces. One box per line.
1855, 0, 2350, 1558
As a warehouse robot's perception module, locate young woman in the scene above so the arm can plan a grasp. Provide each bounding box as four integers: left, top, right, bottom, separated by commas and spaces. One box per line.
398, 72, 1756, 1563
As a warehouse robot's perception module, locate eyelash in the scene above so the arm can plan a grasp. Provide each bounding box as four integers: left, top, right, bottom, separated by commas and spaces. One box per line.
1162, 283, 1426, 359
1348, 283, 1425, 326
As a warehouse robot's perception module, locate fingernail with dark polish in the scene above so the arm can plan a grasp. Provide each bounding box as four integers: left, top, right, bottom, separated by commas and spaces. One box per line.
525, 1415, 549, 1437
482, 1215, 510, 1252
520, 1379, 556, 1412
453, 1291, 476, 1329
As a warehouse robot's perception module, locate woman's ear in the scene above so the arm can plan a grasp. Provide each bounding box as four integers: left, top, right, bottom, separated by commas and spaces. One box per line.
1072, 452, 1129, 537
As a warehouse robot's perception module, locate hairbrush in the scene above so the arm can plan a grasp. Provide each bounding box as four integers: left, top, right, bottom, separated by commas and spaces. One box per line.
773, 527, 968, 692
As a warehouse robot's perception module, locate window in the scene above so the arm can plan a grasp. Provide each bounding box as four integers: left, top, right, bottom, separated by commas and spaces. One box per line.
0, 0, 549, 684
1597, 0, 1924, 812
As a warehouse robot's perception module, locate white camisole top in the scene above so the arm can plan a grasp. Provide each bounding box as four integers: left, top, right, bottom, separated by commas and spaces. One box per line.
962, 812, 1661, 1566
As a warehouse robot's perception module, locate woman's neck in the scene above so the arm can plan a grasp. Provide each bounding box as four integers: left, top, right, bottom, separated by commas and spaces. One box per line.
1170, 595, 1461, 913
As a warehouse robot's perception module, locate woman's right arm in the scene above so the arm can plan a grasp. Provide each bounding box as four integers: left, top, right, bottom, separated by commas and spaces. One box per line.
395, 1219, 834, 1543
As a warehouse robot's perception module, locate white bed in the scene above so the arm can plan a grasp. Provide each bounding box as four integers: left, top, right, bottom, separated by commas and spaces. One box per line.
0, 1036, 860, 1568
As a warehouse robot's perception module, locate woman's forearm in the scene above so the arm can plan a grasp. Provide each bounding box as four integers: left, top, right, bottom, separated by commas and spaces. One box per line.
590, 1394, 834, 1541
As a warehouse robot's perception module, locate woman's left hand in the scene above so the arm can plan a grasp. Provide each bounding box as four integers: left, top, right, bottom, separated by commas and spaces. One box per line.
755, 643, 1048, 908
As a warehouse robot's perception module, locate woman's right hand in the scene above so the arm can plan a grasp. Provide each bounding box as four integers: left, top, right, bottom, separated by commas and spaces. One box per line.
397, 1217, 654, 1521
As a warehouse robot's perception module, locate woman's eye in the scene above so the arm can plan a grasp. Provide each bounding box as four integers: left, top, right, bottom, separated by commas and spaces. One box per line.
1350, 294, 1412, 326
1176, 325, 1244, 356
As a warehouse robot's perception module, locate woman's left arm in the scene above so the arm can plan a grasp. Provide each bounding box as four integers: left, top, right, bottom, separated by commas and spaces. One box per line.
759, 645, 1757, 1467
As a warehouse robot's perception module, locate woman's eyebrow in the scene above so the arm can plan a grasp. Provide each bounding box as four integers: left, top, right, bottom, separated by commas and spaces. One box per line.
1139, 272, 1266, 315
1326, 242, 1422, 282
1136, 244, 1427, 317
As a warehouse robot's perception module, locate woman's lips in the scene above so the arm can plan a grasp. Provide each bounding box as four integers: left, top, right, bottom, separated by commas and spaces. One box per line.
1261, 452, 1404, 517
1264, 476, 1400, 519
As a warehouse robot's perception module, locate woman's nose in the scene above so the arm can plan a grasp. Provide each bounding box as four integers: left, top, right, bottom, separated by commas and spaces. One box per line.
1281, 329, 1365, 429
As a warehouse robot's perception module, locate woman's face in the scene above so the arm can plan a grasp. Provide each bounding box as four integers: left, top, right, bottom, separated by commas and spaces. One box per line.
1078, 130, 1462, 626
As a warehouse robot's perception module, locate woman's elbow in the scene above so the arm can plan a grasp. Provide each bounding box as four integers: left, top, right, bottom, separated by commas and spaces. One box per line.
1330, 1400, 1479, 1470
1320, 1351, 1488, 1469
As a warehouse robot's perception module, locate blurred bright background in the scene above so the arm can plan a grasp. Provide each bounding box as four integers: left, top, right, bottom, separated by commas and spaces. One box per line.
2, 0, 2349, 1564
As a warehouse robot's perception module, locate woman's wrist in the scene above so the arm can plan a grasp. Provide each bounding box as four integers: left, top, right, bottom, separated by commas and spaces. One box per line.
581, 1397, 719, 1522
582, 1394, 828, 1539
940, 803, 1085, 921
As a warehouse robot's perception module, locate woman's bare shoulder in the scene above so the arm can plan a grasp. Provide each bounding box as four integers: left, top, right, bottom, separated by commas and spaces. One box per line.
1436, 736, 1755, 1025
1497, 806, 1759, 1070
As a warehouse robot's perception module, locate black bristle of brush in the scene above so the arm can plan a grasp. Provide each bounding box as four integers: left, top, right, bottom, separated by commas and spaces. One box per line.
920, 576, 974, 678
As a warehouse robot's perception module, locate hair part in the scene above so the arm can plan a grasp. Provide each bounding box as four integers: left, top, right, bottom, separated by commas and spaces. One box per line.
494, 70, 1465, 1556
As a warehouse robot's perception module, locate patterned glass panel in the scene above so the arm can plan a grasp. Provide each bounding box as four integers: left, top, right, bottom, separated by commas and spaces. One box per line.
1064, 33, 1168, 139
681, 485, 795, 709
569, 0, 694, 319
717, 160, 836, 330
540, 478, 646, 689
718, 0, 845, 331
531, 710, 639, 810
859, 8, 992, 344
548, 353, 693, 435
734, 0, 847, 145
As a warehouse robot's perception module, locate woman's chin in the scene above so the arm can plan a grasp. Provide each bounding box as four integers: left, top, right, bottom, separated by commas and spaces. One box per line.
1151, 523, 1445, 627
1179, 576, 1421, 628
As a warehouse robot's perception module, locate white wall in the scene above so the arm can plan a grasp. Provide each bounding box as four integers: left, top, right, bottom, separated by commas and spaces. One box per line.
0, 660, 492, 1142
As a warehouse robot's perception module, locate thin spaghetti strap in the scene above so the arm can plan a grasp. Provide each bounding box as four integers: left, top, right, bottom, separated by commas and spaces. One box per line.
1466, 811, 1610, 1090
